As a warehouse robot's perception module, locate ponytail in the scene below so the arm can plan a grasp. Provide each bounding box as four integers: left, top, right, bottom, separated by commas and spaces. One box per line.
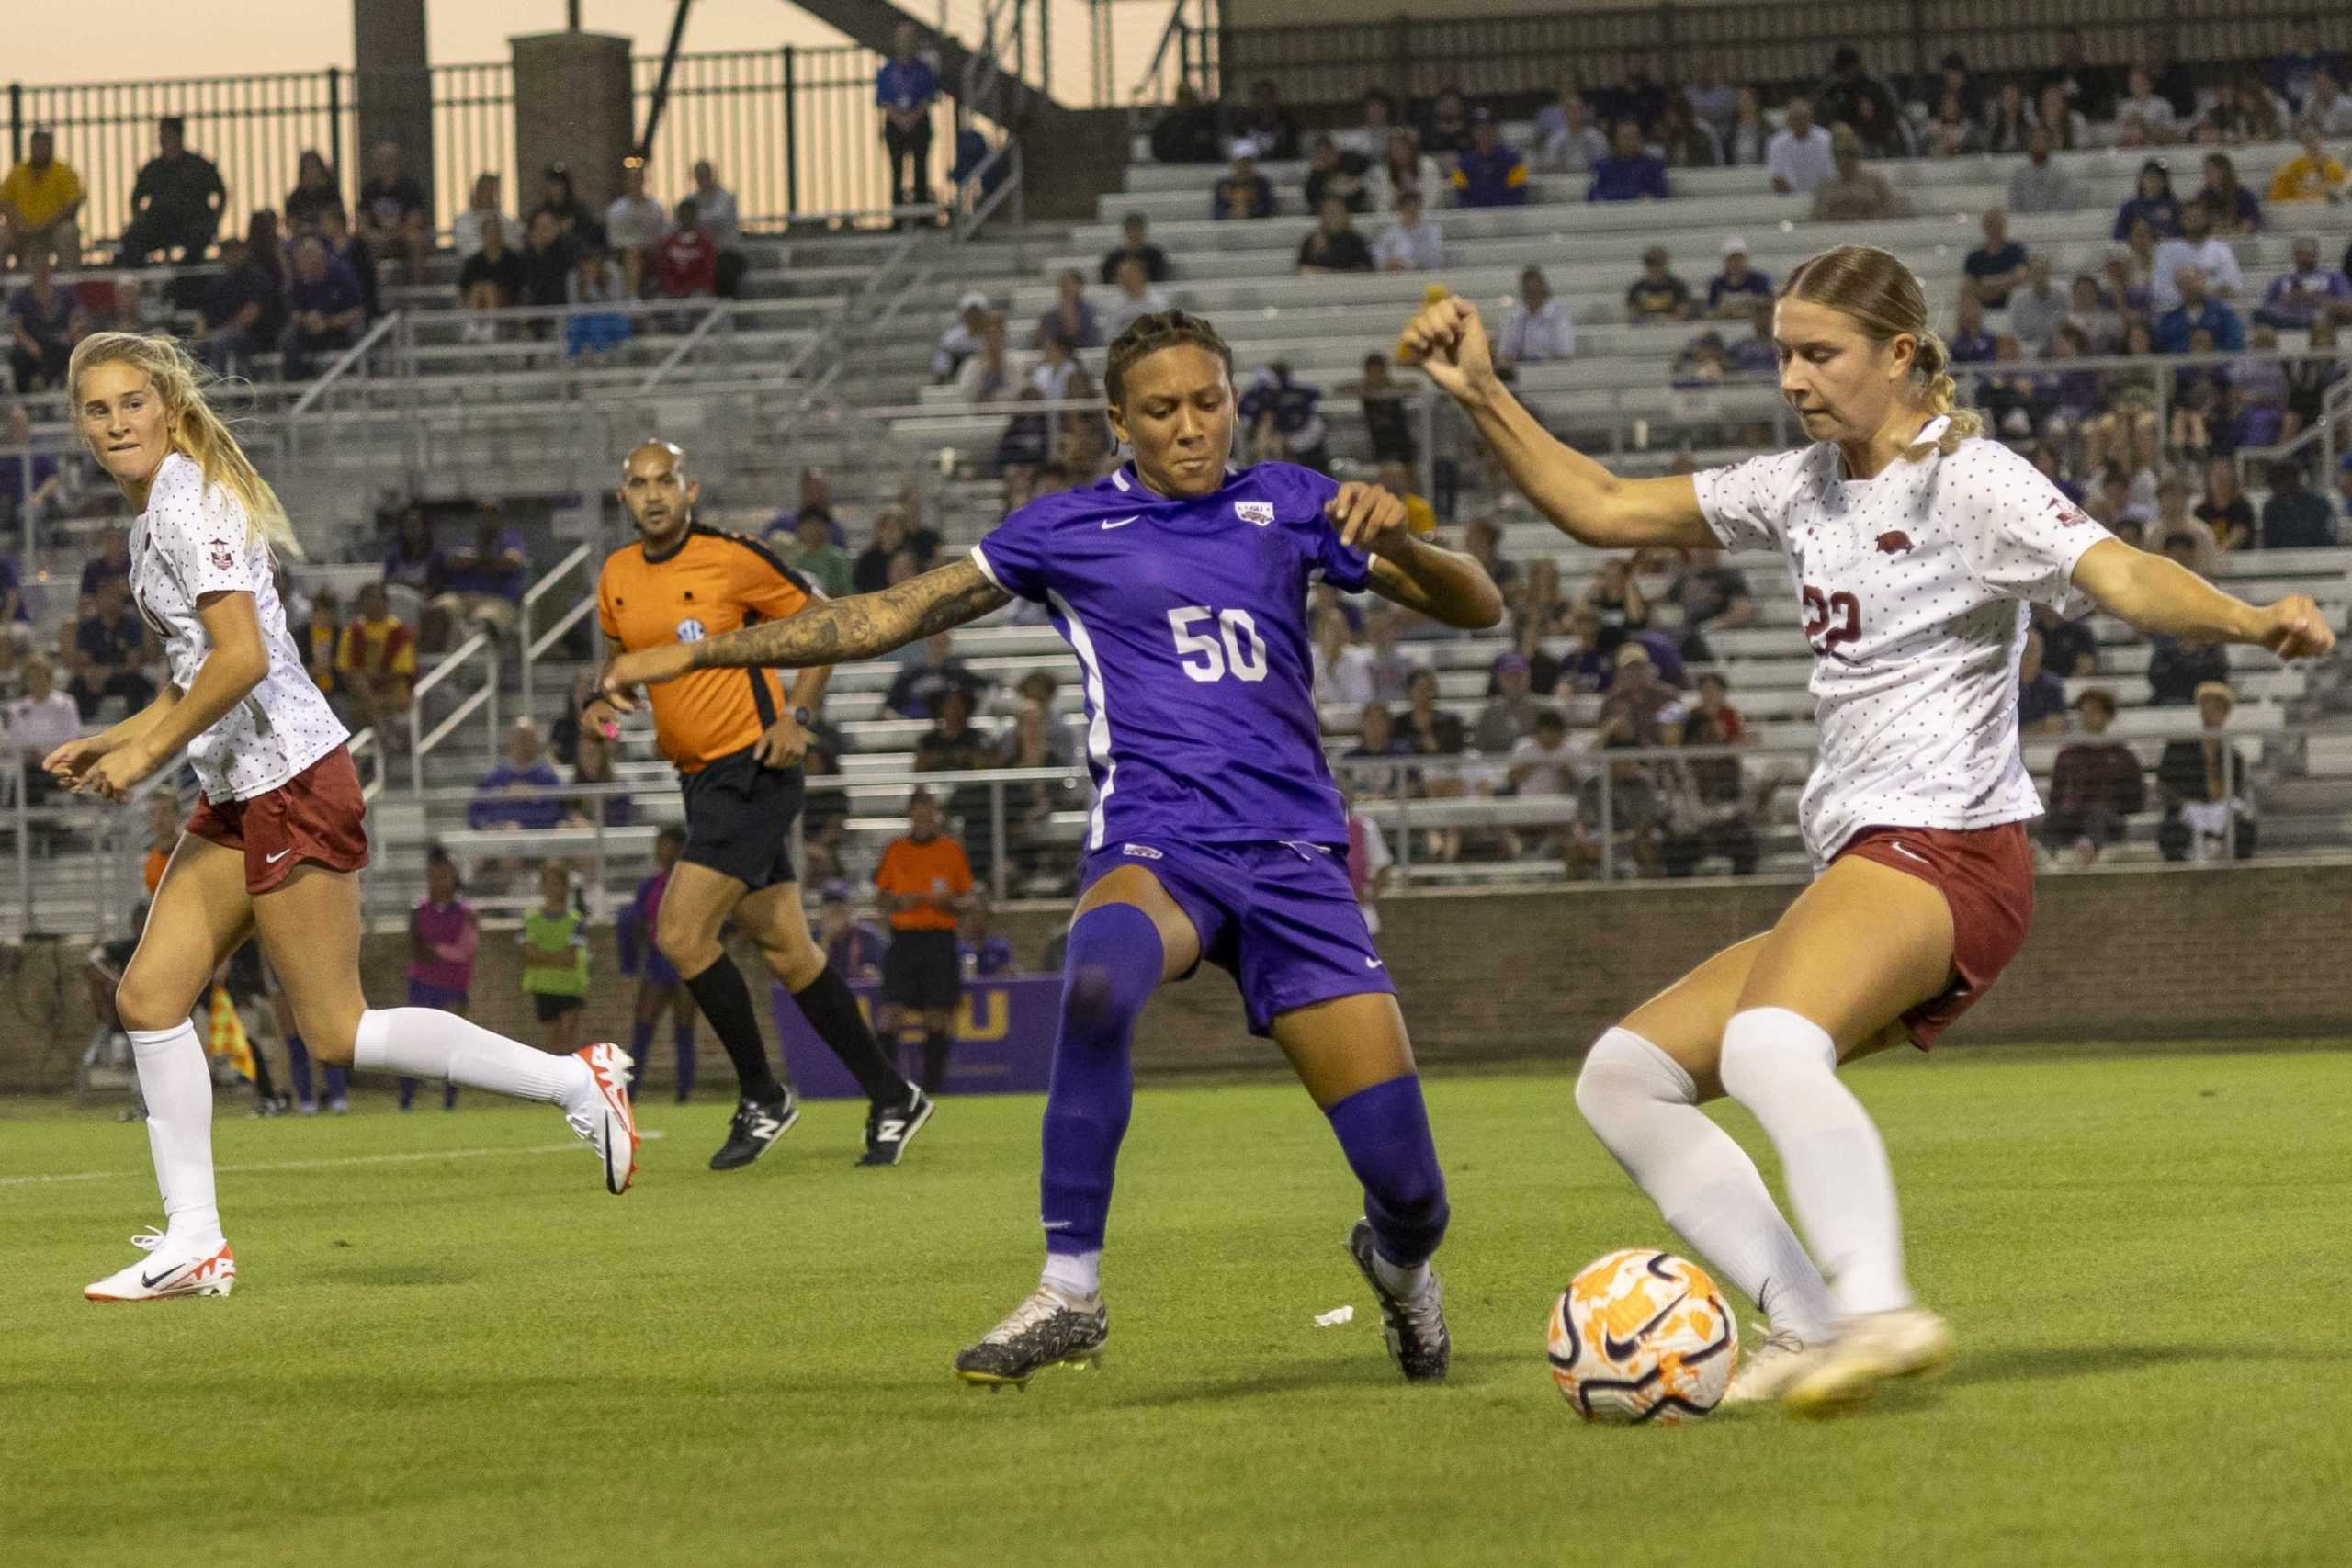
1905, 329, 1985, 461
67, 331, 302, 558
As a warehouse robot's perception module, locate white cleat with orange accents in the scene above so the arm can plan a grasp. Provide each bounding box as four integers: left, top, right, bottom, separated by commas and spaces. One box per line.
1781, 1306, 1955, 1416
85, 1229, 236, 1302
568, 1043, 640, 1195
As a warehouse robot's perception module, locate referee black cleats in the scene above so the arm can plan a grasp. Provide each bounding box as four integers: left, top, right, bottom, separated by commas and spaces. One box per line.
954, 1286, 1109, 1389
709, 1090, 798, 1171
857, 1087, 934, 1167
1349, 1219, 1451, 1382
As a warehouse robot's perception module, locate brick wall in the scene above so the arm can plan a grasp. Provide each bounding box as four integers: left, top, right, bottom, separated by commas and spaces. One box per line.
6, 861, 2346, 1094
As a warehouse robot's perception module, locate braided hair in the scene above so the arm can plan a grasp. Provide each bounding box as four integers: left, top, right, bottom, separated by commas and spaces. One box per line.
1102, 310, 1234, 408
1782, 244, 1985, 460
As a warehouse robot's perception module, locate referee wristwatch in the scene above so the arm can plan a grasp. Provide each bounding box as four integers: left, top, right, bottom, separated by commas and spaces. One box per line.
793, 706, 815, 728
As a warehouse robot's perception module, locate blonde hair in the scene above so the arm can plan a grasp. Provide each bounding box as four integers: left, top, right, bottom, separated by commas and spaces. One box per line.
67, 331, 301, 557
1782, 244, 1986, 460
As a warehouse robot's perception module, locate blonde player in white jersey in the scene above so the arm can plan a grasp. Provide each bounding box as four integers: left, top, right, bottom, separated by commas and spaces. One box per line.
1400, 246, 2335, 1412
51, 333, 639, 1304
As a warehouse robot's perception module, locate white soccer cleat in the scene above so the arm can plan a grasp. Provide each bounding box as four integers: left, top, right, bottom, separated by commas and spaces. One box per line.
566, 1043, 640, 1195
1717, 1325, 1818, 1408
1781, 1306, 1954, 1416
85, 1229, 236, 1303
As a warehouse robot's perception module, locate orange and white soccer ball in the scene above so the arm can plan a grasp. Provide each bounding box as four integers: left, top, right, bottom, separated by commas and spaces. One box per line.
1547, 1249, 1738, 1423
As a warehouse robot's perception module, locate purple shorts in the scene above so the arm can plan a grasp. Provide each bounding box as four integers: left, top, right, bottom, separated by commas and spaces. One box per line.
1077, 838, 1395, 1036
406, 980, 469, 1012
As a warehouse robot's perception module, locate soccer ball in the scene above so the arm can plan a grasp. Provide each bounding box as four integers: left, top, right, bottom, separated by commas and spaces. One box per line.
1547, 1249, 1738, 1423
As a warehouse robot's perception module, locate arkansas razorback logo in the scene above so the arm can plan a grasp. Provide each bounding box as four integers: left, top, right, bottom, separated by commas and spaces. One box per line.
208, 540, 235, 571
1875, 531, 1913, 554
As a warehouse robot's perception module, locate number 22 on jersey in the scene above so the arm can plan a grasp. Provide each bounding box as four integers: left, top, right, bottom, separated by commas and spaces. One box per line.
1802, 583, 1862, 659
1167, 605, 1269, 683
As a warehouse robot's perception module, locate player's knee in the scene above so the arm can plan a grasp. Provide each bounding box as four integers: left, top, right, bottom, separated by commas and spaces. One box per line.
656, 922, 721, 976
1058, 907, 1162, 1036
1716, 1007, 1835, 1106
762, 935, 826, 992
1575, 1026, 1696, 1131
113, 971, 194, 1035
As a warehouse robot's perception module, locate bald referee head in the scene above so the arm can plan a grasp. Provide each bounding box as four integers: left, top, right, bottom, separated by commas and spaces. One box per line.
619, 439, 697, 550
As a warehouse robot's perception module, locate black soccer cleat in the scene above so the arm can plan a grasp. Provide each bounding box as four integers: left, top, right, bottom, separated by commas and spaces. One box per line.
1349, 1218, 1451, 1382
856, 1087, 934, 1167
708, 1091, 798, 1171
954, 1286, 1109, 1390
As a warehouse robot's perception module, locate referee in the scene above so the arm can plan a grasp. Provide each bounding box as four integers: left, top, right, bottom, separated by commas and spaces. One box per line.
874, 788, 974, 1095
590, 440, 932, 1168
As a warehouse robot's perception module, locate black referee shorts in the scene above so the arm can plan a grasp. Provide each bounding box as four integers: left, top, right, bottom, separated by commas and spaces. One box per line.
680, 745, 804, 891
881, 929, 963, 1011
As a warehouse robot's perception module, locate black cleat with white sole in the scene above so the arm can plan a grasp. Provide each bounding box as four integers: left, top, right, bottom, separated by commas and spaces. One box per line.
954, 1286, 1109, 1389
857, 1087, 933, 1167
1348, 1218, 1451, 1382
709, 1091, 798, 1170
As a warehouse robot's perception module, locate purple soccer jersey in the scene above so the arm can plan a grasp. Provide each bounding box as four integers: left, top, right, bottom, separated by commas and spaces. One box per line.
968, 460, 1373, 852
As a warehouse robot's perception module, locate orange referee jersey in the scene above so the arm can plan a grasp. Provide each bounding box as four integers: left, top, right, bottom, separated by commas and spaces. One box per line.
598, 525, 816, 773
875, 833, 973, 931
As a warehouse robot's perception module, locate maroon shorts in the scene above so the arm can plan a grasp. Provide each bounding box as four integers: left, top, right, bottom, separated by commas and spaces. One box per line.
185, 748, 371, 895
1831, 821, 2034, 1050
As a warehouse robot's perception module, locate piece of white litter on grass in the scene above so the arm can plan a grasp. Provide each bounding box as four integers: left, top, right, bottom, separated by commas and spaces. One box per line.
1313, 1304, 1354, 1328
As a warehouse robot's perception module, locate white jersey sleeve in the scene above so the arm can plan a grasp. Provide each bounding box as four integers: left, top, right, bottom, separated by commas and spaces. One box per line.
1947, 439, 2116, 615
1690, 446, 1817, 554
145, 459, 267, 603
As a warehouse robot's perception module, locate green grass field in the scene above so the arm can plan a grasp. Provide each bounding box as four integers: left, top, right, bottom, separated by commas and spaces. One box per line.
4, 1044, 2348, 1567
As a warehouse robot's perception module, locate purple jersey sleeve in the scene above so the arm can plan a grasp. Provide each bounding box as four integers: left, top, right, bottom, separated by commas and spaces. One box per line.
1267, 464, 1374, 592
969, 495, 1064, 604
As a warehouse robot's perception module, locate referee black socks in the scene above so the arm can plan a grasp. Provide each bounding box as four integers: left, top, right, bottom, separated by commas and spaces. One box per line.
791, 967, 911, 1107
684, 954, 785, 1105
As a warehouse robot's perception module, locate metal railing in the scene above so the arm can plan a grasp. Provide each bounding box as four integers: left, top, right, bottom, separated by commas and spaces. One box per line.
519, 542, 597, 721
406, 628, 498, 795
1209, 0, 2329, 118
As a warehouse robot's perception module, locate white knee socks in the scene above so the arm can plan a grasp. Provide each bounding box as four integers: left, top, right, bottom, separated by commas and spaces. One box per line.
1575, 1027, 1836, 1341
1717, 1006, 1912, 1318
353, 1009, 589, 1107
129, 1022, 223, 1251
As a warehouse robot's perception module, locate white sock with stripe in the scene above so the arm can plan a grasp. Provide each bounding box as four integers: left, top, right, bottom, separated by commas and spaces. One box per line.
354, 1009, 590, 1108
129, 1021, 225, 1253
1574, 1026, 1837, 1341
1717, 1006, 1914, 1318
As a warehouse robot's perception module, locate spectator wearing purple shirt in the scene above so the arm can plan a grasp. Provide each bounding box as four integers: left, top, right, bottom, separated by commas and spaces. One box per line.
820, 882, 891, 980
1585, 120, 1667, 203
1452, 110, 1531, 208
2254, 235, 2352, 329
468, 719, 566, 831
280, 236, 368, 379
1212, 148, 1276, 220
430, 498, 529, 643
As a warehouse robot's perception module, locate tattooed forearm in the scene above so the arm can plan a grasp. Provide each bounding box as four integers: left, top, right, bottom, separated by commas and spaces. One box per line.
685, 559, 1013, 671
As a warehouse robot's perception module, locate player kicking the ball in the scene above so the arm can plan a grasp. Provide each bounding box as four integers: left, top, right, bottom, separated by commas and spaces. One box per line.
603, 310, 1503, 1386
59, 333, 639, 1303
1400, 248, 2335, 1413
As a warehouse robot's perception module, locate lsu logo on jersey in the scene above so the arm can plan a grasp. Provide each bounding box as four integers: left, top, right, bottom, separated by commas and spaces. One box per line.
1234, 501, 1275, 527
676, 618, 707, 641
1121, 842, 1164, 860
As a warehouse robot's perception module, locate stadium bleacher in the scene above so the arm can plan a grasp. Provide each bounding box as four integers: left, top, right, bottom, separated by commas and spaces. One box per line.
3, 70, 2350, 946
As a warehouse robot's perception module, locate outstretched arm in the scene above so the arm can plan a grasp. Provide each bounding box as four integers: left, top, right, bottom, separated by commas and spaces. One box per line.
1329, 481, 1504, 628
599, 558, 1011, 708
2070, 539, 2335, 658
1397, 293, 1715, 551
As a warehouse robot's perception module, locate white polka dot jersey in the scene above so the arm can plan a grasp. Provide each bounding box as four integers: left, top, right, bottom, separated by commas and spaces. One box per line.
130, 452, 348, 803
1692, 427, 2116, 868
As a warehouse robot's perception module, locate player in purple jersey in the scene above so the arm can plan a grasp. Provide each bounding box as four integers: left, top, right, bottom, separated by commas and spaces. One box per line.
603, 311, 1502, 1387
